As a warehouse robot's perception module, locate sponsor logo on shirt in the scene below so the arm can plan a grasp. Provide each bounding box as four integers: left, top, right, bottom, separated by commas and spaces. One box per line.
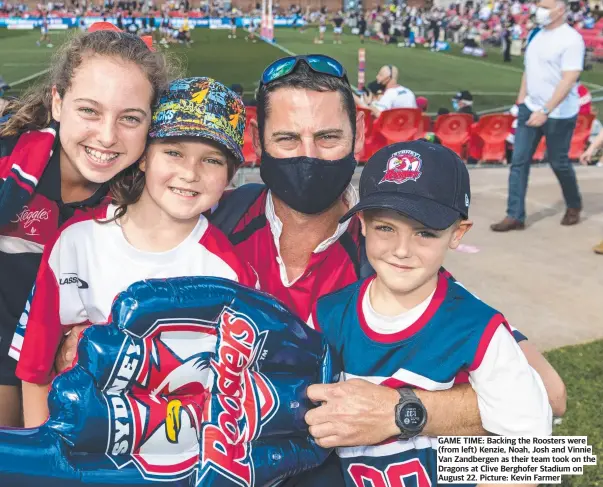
59, 273, 89, 289
10, 206, 50, 236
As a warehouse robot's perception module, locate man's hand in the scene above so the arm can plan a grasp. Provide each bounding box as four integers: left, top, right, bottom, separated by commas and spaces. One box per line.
526, 110, 547, 127
305, 379, 399, 448
54, 324, 90, 373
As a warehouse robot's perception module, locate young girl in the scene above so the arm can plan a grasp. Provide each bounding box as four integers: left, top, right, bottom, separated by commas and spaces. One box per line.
0, 24, 173, 427
16, 77, 253, 428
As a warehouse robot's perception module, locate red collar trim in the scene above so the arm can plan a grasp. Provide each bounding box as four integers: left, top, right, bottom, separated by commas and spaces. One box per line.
357, 272, 448, 344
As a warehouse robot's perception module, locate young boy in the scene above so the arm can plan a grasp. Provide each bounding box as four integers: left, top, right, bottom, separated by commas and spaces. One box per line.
311, 140, 552, 486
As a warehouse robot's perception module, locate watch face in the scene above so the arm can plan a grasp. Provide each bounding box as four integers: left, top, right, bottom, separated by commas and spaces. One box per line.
399, 403, 425, 432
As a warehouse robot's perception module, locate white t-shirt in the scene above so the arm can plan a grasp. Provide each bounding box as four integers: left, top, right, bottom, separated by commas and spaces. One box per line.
373, 85, 418, 112
360, 279, 551, 437
524, 23, 585, 119
14, 204, 257, 384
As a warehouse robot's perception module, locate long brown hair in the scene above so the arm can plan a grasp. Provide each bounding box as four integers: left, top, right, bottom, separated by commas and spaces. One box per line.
1, 30, 178, 137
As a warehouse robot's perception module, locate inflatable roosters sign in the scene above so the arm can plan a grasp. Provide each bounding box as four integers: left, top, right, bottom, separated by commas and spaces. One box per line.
0, 277, 336, 486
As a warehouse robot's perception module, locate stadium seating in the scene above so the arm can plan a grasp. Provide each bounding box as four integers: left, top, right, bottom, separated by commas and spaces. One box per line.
416, 114, 432, 140
372, 108, 422, 145
472, 114, 514, 163
528, 113, 594, 162
533, 137, 546, 162
569, 113, 595, 160
358, 108, 422, 162
433, 113, 474, 156
242, 106, 594, 165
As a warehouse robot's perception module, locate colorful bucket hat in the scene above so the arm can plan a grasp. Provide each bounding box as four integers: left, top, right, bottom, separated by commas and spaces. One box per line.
149, 77, 246, 165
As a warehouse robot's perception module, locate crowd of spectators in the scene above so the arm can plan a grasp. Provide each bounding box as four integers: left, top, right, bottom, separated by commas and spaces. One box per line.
343, 0, 597, 51
0, 0, 598, 49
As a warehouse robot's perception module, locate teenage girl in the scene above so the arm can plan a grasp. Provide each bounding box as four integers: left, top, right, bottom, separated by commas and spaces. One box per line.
0, 24, 173, 426
16, 78, 254, 427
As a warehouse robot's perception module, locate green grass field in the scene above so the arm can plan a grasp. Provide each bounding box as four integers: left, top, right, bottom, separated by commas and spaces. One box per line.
544, 341, 603, 486
0, 25, 601, 485
3, 26, 603, 113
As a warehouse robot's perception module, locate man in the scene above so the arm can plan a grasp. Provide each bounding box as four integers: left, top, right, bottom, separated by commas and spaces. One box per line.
37, 11, 52, 48
315, 11, 327, 44
452, 90, 482, 164
380, 15, 391, 44
491, 0, 584, 232
332, 10, 344, 44
357, 65, 417, 118
357, 11, 367, 44
429, 8, 441, 50
57, 55, 566, 473
502, 16, 513, 62
228, 12, 237, 39
452, 90, 478, 122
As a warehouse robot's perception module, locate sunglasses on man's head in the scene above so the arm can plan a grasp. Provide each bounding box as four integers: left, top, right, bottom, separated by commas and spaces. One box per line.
260, 55, 350, 87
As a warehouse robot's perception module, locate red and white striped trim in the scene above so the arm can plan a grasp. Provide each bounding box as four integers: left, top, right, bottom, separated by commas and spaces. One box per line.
8, 333, 23, 361
343, 371, 454, 392
337, 435, 437, 459
11, 163, 39, 187
0, 235, 44, 254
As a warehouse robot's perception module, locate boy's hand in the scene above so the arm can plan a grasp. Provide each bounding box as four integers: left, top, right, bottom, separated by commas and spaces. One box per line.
305, 379, 400, 448
54, 324, 90, 373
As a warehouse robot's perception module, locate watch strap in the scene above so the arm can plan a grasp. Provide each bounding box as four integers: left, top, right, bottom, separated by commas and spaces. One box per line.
394, 387, 427, 440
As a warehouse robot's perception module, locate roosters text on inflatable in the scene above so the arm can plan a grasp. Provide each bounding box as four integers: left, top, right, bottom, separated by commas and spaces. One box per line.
0, 277, 336, 486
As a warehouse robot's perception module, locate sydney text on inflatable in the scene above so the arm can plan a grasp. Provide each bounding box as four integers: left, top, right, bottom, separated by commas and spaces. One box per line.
0, 277, 336, 486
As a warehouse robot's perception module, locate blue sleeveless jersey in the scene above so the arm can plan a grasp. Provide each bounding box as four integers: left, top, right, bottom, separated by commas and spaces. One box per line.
314, 272, 510, 487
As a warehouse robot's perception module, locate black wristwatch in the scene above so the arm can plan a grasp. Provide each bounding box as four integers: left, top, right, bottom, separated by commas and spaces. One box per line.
394, 388, 428, 440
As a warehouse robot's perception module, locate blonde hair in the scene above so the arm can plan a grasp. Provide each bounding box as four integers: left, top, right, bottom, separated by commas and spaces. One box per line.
1, 30, 178, 137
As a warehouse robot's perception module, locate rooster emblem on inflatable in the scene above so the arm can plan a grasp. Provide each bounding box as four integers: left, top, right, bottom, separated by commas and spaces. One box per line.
0, 277, 336, 487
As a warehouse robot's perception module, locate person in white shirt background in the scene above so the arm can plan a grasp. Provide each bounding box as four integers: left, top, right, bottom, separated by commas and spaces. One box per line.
491, 0, 585, 232
357, 65, 417, 118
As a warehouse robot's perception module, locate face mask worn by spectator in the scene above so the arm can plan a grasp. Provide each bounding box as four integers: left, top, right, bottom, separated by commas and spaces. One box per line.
258, 55, 357, 215
535, 6, 552, 25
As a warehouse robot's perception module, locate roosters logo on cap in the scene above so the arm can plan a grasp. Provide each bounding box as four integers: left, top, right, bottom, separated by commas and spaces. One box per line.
380, 150, 423, 185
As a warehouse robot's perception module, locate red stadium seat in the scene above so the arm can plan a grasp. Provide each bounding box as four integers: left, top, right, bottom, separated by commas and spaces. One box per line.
531, 113, 594, 162
533, 138, 546, 162
433, 113, 474, 157
373, 108, 422, 144
415, 114, 432, 139
569, 113, 595, 160
472, 114, 514, 163
242, 106, 258, 166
